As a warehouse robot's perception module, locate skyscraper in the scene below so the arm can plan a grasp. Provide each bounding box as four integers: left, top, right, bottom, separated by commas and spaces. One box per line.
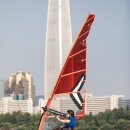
5, 71, 35, 101
44, 0, 72, 99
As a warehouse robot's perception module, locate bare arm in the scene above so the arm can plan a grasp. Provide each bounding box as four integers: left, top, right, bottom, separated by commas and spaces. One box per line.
57, 116, 70, 123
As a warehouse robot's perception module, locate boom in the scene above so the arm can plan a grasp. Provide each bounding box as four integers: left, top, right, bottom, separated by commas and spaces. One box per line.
42, 107, 67, 118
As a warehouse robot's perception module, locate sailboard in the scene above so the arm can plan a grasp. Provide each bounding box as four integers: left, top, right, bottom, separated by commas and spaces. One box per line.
38, 14, 95, 130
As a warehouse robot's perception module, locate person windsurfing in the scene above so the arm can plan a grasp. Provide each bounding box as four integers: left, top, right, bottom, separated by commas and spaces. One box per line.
56, 110, 76, 130
38, 14, 95, 130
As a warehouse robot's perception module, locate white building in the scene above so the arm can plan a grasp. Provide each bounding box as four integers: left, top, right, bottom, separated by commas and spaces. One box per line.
44, 0, 72, 99
110, 95, 124, 109
86, 95, 124, 115
118, 98, 130, 110
0, 77, 4, 99
0, 97, 33, 114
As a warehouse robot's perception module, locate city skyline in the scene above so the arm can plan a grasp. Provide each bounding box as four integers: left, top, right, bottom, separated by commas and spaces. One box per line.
0, 0, 130, 98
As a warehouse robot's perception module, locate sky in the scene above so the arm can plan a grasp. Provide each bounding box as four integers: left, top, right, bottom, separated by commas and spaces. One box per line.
0, 0, 130, 98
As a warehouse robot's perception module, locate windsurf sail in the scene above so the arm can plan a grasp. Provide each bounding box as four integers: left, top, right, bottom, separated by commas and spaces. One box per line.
38, 14, 95, 130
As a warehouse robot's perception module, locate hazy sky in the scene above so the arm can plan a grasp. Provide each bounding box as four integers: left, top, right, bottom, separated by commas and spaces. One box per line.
0, 0, 129, 98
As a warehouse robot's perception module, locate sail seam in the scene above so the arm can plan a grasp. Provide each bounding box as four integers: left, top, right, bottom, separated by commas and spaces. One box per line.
69, 49, 86, 58
84, 15, 95, 25
61, 69, 86, 77
78, 29, 90, 40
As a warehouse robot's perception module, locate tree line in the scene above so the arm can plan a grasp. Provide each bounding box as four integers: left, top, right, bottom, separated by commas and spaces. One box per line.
0, 108, 130, 130
0, 111, 41, 130
76, 108, 130, 130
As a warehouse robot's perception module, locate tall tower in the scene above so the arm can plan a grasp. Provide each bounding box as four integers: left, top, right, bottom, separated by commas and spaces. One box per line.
44, 0, 72, 99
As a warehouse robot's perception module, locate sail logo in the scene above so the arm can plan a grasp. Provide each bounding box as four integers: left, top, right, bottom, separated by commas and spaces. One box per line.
70, 74, 85, 110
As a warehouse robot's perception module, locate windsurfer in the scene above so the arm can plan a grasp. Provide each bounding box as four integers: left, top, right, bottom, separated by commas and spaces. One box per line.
56, 110, 76, 130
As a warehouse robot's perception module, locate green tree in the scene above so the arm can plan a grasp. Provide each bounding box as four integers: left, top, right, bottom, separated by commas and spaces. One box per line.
94, 117, 100, 127
125, 110, 130, 120
17, 125, 27, 130
89, 125, 99, 130
98, 119, 106, 126
112, 108, 125, 120
1, 122, 13, 130
101, 123, 113, 130
24, 113, 31, 124
104, 110, 112, 121
116, 119, 127, 130
76, 120, 87, 129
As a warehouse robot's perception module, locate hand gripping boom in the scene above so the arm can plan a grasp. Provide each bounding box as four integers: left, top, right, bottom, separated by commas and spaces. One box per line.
42, 107, 67, 118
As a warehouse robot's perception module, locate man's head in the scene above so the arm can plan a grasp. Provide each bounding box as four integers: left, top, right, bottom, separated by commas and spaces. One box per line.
66, 110, 74, 118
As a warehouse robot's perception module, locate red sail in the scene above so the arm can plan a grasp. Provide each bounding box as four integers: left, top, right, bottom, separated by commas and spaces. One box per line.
38, 14, 95, 130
